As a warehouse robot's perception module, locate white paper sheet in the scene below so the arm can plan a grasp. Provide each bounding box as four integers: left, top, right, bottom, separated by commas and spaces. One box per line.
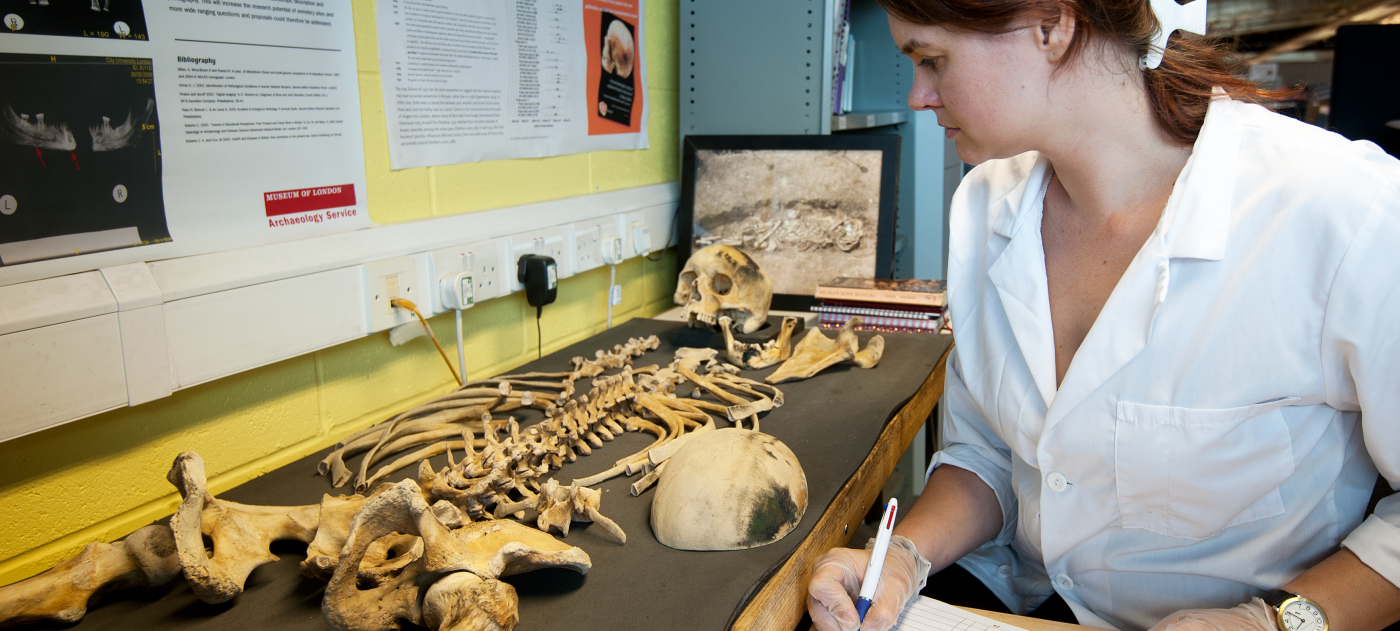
894, 597, 1034, 631
375, 0, 649, 169
0, 0, 370, 282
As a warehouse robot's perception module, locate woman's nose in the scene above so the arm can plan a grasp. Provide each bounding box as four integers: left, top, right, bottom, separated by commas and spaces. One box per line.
908, 80, 943, 111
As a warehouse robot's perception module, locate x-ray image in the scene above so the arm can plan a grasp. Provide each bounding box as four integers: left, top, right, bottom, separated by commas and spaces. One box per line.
0, 52, 168, 266
1, 0, 147, 40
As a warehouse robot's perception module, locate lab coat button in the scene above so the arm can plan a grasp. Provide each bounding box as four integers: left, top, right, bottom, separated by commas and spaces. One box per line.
997, 565, 1012, 577
1054, 573, 1074, 591
1046, 472, 1068, 492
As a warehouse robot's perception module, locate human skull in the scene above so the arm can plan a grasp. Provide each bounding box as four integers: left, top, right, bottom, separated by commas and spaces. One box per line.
650, 428, 808, 551
674, 244, 773, 334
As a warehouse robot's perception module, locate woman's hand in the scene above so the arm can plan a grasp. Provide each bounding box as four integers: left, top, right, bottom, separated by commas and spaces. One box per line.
808, 535, 932, 631
1148, 599, 1277, 631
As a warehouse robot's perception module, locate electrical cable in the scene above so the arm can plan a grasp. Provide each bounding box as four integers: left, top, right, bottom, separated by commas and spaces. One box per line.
455, 307, 467, 384
606, 263, 616, 329
390, 298, 463, 386
536, 306, 543, 358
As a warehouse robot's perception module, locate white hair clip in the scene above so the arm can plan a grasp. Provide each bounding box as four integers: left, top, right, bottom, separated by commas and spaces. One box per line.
1140, 0, 1208, 70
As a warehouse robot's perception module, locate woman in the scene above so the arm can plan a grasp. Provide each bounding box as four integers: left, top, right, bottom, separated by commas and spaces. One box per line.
806, 1, 1400, 630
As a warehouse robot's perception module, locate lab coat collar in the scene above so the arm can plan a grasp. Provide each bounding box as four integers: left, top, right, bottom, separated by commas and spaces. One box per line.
1158, 97, 1242, 262
987, 156, 1059, 408
983, 98, 1244, 416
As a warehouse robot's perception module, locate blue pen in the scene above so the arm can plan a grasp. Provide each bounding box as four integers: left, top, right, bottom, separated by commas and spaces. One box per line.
856, 499, 898, 623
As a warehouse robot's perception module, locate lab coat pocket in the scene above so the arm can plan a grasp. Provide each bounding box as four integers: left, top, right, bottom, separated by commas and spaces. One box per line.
1115, 397, 1298, 540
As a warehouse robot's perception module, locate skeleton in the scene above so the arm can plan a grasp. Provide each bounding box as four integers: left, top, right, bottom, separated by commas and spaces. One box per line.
675, 244, 774, 334
0, 525, 179, 626
765, 317, 885, 384
650, 428, 808, 550
0, 333, 811, 628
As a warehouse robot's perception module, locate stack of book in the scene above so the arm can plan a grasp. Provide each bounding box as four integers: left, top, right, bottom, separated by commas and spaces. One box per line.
813, 277, 948, 334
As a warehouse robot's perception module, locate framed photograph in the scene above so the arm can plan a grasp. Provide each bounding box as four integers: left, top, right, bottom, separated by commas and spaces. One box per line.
679, 134, 899, 311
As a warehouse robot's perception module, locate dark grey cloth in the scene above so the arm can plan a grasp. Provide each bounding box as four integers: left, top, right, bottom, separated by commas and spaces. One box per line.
46, 319, 951, 631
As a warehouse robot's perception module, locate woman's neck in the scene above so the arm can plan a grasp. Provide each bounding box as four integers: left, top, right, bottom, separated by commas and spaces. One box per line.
1036, 57, 1194, 223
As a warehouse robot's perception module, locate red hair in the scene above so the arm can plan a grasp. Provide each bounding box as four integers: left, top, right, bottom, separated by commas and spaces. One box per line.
876, 0, 1286, 145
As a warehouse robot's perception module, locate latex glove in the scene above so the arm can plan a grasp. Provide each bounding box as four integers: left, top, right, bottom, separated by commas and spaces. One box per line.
808, 535, 933, 631
1149, 598, 1278, 631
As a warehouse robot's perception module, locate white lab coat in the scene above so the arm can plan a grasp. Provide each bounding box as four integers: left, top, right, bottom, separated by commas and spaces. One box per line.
932, 97, 1400, 631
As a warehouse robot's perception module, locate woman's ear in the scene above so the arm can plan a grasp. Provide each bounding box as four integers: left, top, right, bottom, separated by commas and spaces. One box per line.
1037, 7, 1076, 62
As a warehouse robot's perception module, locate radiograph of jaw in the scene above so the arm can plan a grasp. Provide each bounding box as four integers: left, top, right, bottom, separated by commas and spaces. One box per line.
91, 0, 110, 10
91, 98, 153, 151
3, 107, 77, 151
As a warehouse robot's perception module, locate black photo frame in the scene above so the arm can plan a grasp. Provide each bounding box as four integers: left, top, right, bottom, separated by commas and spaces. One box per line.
679, 134, 900, 311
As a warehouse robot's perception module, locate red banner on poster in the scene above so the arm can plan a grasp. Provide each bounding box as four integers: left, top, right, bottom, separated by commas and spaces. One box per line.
263, 184, 357, 217
584, 0, 644, 136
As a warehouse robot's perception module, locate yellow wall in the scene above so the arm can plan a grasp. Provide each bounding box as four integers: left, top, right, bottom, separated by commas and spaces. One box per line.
0, 0, 679, 585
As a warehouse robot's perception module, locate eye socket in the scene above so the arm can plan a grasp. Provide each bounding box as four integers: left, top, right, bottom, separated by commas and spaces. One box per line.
713, 273, 732, 295
680, 271, 697, 286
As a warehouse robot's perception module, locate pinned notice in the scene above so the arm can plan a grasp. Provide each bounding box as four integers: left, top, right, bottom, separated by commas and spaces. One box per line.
264, 184, 357, 217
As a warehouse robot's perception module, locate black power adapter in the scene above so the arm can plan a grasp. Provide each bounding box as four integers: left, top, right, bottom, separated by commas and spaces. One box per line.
518, 254, 558, 358
517, 254, 558, 307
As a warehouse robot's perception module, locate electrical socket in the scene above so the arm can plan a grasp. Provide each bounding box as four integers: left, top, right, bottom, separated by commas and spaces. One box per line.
429, 239, 505, 311
572, 222, 603, 274
365, 256, 417, 332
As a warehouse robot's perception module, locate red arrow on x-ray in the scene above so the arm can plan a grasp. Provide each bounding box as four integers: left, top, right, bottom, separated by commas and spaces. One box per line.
71, 151, 79, 170
34, 147, 44, 167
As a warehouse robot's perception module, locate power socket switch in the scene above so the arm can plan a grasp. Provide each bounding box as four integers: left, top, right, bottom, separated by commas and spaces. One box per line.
365, 257, 417, 332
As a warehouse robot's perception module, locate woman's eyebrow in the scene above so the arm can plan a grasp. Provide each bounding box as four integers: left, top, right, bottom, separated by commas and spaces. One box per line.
899, 37, 937, 55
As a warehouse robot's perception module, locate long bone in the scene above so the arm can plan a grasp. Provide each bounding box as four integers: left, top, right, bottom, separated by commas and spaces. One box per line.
167, 452, 320, 604
0, 525, 180, 626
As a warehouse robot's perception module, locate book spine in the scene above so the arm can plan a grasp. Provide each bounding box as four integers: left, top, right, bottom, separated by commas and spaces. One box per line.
814, 286, 946, 307
820, 312, 941, 330
813, 305, 941, 319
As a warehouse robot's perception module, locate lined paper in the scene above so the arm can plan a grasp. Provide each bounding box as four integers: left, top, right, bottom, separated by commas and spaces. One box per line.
893, 597, 1032, 631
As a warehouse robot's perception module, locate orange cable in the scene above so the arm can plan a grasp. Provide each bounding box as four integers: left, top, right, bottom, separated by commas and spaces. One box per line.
390, 297, 463, 386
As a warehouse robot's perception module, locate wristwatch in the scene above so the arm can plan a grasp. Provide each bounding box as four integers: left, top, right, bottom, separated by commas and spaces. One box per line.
1264, 589, 1329, 631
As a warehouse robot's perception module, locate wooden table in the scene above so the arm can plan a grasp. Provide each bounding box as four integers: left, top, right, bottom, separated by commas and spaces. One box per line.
734, 341, 955, 631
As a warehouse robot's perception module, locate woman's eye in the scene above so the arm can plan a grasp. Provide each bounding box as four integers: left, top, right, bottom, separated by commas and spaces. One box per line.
918, 57, 941, 69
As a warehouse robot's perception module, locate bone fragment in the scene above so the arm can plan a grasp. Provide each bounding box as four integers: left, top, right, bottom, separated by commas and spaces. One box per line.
718, 315, 798, 369
0, 525, 179, 626
629, 461, 667, 496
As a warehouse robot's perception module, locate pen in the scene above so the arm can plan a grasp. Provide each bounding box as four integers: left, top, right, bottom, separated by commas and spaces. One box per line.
856, 498, 898, 623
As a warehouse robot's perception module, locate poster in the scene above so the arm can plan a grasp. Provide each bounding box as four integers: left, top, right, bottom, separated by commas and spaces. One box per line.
0, 0, 369, 279
376, 0, 648, 169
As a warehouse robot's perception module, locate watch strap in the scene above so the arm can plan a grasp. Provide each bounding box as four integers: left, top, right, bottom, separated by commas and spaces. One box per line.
1264, 589, 1295, 609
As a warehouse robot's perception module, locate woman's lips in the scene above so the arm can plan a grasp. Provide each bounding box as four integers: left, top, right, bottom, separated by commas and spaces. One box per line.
943, 127, 959, 139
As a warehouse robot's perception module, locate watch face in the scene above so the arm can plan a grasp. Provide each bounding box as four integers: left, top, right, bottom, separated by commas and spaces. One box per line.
1279, 599, 1327, 631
